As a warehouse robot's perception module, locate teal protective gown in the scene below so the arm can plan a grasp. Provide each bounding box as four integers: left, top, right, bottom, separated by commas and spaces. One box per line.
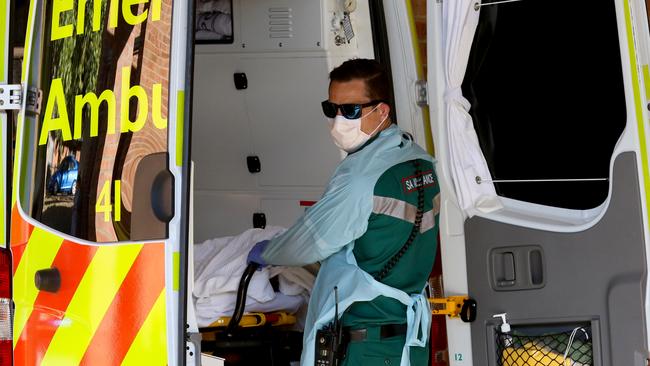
261, 125, 434, 365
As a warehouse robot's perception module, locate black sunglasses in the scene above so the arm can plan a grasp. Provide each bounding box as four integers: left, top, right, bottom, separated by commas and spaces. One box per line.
321, 100, 385, 120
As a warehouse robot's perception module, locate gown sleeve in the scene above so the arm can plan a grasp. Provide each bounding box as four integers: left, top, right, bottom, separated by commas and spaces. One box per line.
261, 164, 373, 266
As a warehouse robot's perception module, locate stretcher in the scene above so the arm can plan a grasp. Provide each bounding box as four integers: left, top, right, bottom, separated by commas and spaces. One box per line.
206, 311, 297, 329
199, 263, 303, 365
201, 265, 476, 365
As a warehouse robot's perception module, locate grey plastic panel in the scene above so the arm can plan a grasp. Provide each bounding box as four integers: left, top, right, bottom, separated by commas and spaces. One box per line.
131, 152, 170, 241
466, 152, 648, 365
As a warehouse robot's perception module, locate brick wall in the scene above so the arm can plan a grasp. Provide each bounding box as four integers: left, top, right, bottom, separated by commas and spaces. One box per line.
120, 0, 172, 214
94, 1, 173, 242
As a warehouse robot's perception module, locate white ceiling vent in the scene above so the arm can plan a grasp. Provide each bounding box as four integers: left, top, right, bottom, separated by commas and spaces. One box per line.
268, 7, 293, 39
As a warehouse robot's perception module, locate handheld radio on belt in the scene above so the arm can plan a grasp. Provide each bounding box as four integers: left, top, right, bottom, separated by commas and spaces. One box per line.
314, 160, 425, 365
315, 287, 343, 365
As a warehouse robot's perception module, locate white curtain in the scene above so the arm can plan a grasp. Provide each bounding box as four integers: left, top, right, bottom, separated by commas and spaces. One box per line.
443, 0, 502, 217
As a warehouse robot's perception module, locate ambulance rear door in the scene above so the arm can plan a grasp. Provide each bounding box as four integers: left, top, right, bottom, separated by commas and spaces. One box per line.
429, 0, 650, 365
0, 0, 14, 362
10, 0, 192, 365
381, 0, 434, 152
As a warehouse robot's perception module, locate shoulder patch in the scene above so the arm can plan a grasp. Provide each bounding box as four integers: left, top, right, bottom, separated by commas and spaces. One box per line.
402, 170, 436, 193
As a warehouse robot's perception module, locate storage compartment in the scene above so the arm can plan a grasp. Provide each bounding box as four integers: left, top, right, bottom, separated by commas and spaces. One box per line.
495, 323, 594, 366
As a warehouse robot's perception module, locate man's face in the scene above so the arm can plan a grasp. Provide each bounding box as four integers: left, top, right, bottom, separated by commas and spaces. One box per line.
328, 79, 390, 134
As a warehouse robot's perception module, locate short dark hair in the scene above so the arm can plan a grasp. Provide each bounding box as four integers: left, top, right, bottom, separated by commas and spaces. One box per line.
329, 58, 392, 103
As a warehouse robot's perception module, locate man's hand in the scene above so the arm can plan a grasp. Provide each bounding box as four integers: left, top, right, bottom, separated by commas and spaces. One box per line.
247, 240, 270, 267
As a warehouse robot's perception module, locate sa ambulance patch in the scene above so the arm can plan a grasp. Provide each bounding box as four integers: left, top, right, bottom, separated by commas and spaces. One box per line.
402, 170, 436, 193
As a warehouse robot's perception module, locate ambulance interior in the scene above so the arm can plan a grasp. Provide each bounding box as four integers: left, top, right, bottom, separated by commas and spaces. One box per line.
188, 0, 411, 364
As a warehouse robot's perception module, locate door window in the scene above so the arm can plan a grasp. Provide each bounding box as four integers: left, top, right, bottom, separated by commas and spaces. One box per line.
462, 0, 625, 210
20, 0, 174, 242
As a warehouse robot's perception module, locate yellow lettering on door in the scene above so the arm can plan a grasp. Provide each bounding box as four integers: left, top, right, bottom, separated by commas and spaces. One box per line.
74, 90, 117, 139
122, 0, 149, 26
51, 0, 74, 41
76, 0, 104, 35
39, 79, 72, 145
152, 84, 167, 129
120, 67, 149, 133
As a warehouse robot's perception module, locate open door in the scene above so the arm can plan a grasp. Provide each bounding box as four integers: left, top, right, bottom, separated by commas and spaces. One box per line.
430, 0, 650, 365
0, 0, 10, 251
0, 0, 14, 363
8, 0, 192, 364
380, 0, 433, 153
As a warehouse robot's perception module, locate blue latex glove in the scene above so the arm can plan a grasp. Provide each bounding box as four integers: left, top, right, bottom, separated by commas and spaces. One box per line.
247, 240, 270, 267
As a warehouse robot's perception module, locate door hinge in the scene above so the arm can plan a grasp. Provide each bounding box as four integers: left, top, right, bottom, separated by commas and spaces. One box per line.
26, 86, 43, 115
0, 84, 22, 110
0, 84, 43, 114
415, 79, 428, 107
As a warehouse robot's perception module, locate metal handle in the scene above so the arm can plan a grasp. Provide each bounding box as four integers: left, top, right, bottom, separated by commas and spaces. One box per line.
35, 268, 61, 293
151, 170, 174, 223
460, 299, 478, 323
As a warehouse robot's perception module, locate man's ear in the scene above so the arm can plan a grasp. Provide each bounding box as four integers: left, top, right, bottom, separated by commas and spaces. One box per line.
378, 103, 391, 119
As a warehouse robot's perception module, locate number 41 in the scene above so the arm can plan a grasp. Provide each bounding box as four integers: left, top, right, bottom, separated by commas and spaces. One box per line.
96, 180, 121, 222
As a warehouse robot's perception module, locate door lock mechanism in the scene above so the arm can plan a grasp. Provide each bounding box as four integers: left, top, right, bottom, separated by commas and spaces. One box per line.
430, 296, 477, 323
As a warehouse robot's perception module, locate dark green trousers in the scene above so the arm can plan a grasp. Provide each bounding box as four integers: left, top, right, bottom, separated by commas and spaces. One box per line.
340, 326, 429, 366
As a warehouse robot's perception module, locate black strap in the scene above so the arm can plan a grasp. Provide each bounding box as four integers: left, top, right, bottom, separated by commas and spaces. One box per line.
226, 262, 259, 335
343, 323, 408, 341
374, 160, 425, 282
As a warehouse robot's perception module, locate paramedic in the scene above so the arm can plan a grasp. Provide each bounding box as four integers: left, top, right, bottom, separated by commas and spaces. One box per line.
248, 59, 439, 365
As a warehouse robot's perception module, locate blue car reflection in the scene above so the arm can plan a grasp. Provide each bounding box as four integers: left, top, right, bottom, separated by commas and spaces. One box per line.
48, 156, 79, 195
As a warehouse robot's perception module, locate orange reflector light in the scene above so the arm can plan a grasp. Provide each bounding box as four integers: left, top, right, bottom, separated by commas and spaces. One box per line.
0, 248, 12, 365
0, 340, 11, 365
0, 249, 9, 299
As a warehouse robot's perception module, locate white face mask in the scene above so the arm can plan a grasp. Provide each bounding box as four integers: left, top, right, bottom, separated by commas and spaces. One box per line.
328, 105, 388, 153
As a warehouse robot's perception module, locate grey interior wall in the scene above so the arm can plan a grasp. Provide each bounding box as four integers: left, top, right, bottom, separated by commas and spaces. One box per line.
191, 53, 339, 242
465, 152, 648, 365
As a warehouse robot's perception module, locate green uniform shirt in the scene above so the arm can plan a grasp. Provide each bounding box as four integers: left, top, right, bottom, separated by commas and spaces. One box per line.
341, 158, 440, 328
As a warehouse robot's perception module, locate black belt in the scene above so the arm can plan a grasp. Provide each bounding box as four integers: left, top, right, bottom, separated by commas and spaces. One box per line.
343, 324, 408, 342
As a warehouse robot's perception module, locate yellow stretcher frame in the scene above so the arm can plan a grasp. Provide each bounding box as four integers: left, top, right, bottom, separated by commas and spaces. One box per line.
204, 296, 472, 331
206, 311, 297, 329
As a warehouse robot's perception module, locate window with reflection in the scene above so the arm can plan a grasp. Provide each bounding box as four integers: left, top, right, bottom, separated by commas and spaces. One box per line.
25, 0, 173, 242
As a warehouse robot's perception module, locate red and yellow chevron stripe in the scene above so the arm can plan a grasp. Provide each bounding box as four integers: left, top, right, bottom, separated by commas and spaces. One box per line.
10, 206, 167, 365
